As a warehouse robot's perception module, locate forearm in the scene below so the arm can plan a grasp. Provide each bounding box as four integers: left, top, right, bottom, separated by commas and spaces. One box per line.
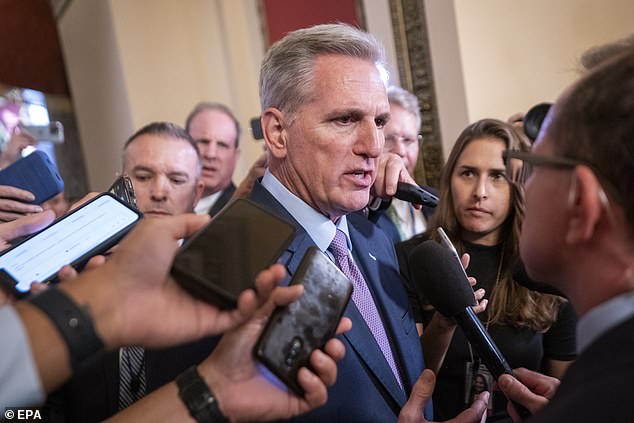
14, 301, 72, 394
420, 312, 457, 374
13, 266, 121, 394
105, 381, 196, 423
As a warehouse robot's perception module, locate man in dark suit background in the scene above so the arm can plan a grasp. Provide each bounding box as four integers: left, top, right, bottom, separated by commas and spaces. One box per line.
498, 48, 634, 422
185, 102, 240, 216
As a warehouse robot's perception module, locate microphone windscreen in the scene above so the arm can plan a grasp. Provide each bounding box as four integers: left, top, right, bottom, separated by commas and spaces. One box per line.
407, 240, 476, 317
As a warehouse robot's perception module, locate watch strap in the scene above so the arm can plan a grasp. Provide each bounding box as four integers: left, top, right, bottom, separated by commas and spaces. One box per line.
27, 286, 104, 371
176, 366, 229, 423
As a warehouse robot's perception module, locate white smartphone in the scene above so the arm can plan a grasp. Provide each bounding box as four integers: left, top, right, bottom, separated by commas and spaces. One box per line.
436, 227, 469, 279
0, 192, 142, 297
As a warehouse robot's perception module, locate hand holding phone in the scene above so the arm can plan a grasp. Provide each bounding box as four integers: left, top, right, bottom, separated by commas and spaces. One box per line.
171, 198, 296, 309
395, 182, 439, 207
254, 247, 352, 396
0, 192, 142, 297
0, 150, 64, 204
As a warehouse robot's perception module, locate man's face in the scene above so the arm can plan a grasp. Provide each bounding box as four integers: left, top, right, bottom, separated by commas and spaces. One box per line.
383, 104, 419, 175
188, 110, 240, 196
273, 55, 390, 220
123, 134, 203, 217
520, 129, 571, 285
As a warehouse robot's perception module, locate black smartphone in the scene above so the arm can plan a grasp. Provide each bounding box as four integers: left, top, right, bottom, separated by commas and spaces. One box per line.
394, 182, 439, 208
108, 174, 138, 209
171, 198, 296, 309
0, 192, 142, 297
0, 150, 64, 204
253, 247, 352, 396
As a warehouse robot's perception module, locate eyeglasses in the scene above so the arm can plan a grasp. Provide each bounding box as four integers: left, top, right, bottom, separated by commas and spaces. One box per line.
502, 149, 622, 204
385, 133, 422, 148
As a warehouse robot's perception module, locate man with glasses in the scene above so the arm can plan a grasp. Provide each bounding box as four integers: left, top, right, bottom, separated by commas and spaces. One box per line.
370, 86, 437, 243
498, 48, 634, 422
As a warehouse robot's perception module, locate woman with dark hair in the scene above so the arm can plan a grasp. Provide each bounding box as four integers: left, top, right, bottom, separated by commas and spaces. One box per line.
398, 118, 577, 422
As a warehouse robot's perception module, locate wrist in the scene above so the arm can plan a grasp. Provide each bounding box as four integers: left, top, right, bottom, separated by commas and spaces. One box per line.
197, 360, 233, 421
27, 285, 105, 371
176, 365, 230, 423
59, 265, 123, 350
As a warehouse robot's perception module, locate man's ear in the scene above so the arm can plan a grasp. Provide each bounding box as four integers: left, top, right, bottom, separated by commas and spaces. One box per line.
261, 108, 288, 160
193, 179, 205, 207
565, 166, 602, 244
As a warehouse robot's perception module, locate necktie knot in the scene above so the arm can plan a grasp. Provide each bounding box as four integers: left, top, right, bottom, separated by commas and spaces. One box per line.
328, 229, 349, 262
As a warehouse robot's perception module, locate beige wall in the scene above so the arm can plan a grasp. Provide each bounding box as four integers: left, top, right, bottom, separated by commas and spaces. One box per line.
454, 0, 634, 124
59, 0, 634, 189
426, 0, 634, 158
58, 0, 134, 190
59, 0, 265, 191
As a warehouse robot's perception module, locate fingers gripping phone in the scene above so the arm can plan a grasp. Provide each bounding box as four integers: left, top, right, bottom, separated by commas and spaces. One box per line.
108, 174, 138, 209
0, 192, 142, 297
0, 150, 64, 204
171, 198, 296, 309
254, 247, 353, 396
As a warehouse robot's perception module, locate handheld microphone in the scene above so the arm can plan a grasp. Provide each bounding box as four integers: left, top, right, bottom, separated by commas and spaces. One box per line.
408, 240, 531, 418
394, 182, 439, 208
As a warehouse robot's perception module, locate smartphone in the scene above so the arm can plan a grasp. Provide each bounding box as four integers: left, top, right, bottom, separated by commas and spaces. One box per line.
254, 247, 352, 396
0, 192, 142, 297
20, 122, 65, 144
108, 174, 138, 209
171, 198, 296, 309
437, 227, 469, 279
394, 182, 439, 208
0, 150, 64, 204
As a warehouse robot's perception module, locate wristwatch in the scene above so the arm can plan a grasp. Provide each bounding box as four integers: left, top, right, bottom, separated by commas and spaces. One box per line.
176, 366, 229, 423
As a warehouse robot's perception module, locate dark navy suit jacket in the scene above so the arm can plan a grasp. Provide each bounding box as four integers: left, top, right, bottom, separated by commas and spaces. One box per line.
249, 181, 432, 422
529, 315, 634, 423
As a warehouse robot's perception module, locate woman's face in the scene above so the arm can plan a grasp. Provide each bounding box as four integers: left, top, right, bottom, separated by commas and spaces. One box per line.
451, 137, 511, 245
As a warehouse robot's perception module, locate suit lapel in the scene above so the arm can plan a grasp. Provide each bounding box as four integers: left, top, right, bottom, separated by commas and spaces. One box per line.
208, 183, 236, 216
346, 224, 409, 406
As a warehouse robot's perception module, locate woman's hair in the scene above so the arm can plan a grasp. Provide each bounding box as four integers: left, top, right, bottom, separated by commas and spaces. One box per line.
429, 118, 563, 331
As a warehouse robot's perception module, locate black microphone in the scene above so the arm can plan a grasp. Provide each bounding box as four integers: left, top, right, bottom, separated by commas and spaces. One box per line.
408, 240, 531, 418
395, 182, 439, 208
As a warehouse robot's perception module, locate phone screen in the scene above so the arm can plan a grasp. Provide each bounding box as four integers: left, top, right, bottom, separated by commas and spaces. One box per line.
171, 198, 296, 309
0, 194, 140, 293
254, 247, 352, 395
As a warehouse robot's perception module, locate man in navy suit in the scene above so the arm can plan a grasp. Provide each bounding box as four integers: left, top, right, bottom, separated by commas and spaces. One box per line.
498, 48, 634, 422
251, 23, 488, 423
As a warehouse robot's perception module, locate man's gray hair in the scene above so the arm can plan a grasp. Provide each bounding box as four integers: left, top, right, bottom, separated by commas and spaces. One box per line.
259, 23, 387, 119
387, 85, 421, 131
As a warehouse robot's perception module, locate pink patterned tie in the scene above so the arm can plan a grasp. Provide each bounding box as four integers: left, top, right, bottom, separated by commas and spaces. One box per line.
328, 228, 403, 390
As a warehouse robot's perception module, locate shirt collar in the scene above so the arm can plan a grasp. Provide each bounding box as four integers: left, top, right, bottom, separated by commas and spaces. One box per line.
577, 290, 634, 353
261, 169, 351, 252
